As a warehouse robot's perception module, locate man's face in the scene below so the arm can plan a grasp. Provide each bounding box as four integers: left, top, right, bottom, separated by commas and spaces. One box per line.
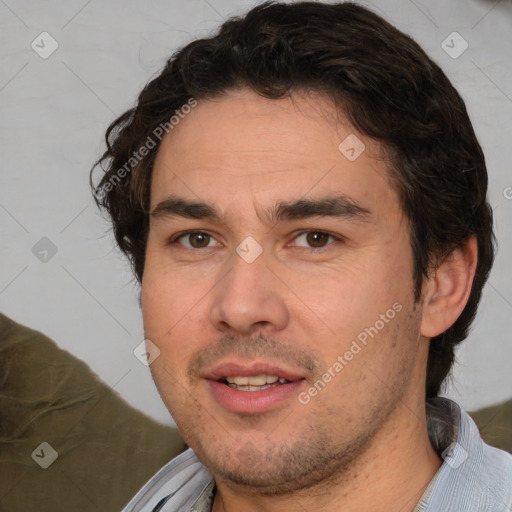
142, 88, 427, 493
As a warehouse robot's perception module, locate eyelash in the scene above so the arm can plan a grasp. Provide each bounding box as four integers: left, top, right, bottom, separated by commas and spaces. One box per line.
168, 230, 343, 251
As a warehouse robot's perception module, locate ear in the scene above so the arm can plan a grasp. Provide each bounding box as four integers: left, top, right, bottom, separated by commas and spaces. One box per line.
420, 236, 478, 338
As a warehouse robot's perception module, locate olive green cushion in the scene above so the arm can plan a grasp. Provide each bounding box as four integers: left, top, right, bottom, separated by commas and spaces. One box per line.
470, 399, 512, 454
0, 313, 186, 512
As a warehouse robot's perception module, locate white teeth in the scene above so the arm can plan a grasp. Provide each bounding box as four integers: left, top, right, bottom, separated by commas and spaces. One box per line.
225, 375, 282, 386
227, 383, 274, 391
247, 375, 266, 385
226, 376, 249, 385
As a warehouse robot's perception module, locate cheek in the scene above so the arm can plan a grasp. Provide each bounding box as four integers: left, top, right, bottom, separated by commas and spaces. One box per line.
317, 303, 420, 416
142, 262, 203, 335
299, 261, 413, 378
141, 268, 211, 380
303, 257, 404, 326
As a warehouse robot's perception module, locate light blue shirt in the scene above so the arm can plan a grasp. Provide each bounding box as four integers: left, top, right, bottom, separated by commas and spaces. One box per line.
122, 398, 512, 512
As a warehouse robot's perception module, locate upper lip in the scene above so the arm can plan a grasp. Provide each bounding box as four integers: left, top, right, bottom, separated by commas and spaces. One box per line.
203, 360, 307, 382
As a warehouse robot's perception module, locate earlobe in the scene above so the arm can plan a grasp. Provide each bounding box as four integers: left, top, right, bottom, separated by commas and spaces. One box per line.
420, 236, 478, 338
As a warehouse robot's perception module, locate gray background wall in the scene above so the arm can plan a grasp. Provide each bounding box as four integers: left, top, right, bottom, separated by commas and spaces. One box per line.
1, 0, 511, 426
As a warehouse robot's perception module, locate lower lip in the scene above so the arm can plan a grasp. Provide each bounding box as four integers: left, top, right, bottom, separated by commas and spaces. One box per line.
206, 379, 305, 414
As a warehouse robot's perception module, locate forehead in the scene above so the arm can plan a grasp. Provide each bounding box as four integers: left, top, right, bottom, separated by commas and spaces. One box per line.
150, 88, 399, 222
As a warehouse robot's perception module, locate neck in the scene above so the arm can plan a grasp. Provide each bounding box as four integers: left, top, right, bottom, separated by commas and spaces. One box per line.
212, 395, 442, 512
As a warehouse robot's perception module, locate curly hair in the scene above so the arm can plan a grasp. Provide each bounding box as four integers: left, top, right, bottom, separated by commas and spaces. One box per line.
90, 1, 495, 398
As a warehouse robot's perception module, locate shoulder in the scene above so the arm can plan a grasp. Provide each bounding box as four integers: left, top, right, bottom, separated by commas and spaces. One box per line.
434, 401, 512, 510
477, 441, 512, 508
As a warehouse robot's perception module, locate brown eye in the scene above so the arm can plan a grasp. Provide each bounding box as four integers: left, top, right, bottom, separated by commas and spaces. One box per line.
293, 231, 336, 249
174, 232, 217, 249
305, 232, 330, 247
189, 233, 210, 248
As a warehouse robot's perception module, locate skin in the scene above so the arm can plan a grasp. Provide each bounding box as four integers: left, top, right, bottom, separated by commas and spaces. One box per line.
141, 88, 477, 512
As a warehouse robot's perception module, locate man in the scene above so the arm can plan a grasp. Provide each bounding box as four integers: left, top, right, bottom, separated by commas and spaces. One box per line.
91, 2, 512, 511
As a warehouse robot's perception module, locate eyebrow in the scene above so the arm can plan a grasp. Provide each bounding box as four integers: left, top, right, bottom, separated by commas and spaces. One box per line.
150, 194, 373, 224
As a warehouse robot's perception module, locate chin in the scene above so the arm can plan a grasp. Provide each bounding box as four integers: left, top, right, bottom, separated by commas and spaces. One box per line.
183, 421, 365, 497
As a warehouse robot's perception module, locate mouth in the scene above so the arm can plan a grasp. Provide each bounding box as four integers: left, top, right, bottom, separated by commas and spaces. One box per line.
203, 361, 307, 414
220, 374, 293, 391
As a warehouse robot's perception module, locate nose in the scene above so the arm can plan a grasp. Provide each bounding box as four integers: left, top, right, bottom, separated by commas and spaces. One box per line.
209, 248, 289, 336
